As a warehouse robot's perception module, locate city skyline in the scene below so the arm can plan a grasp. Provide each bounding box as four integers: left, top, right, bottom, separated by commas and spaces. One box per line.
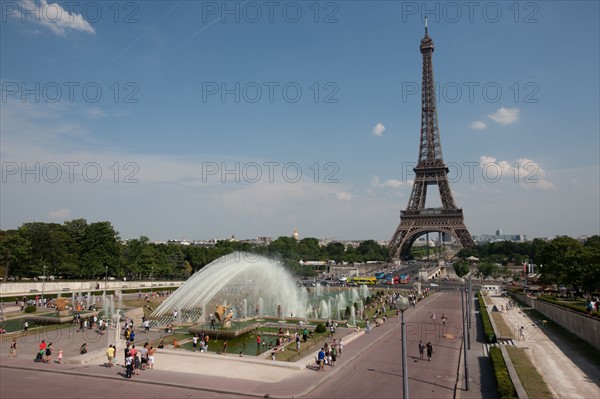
1, 1, 599, 242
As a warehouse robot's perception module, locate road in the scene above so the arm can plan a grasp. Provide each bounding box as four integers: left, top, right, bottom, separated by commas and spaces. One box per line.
307, 292, 464, 398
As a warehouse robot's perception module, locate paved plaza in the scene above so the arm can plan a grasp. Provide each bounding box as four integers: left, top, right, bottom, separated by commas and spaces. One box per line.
1, 291, 598, 398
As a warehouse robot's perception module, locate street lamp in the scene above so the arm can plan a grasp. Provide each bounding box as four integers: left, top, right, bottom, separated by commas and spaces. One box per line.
41, 264, 46, 308
150, 266, 153, 296
104, 266, 108, 294
395, 296, 410, 399
460, 278, 470, 391
467, 274, 472, 349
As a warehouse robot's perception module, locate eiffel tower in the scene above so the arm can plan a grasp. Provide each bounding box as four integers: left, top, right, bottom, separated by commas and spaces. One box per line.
389, 21, 474, 260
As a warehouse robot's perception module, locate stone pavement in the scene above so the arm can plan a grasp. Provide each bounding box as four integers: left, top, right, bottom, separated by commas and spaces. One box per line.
0, 291, 551, 398
456, 291, 499, 399
485, 295, 600, 399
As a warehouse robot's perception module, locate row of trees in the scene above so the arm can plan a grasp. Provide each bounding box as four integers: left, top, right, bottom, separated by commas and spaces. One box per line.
0, 220, 391, 281
456, 236, 600, 294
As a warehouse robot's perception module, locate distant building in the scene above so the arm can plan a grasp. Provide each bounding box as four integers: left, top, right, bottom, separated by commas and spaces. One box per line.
474, 231, 527, 243
292, 227, 299, 240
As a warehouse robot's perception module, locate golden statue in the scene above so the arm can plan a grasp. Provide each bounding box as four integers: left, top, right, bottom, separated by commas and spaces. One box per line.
214, 304, 233, 326
55, 298, 68, 311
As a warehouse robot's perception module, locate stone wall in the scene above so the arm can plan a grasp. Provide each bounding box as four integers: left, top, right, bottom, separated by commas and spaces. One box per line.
509, 291, 600, 350
0, 280, 184, 297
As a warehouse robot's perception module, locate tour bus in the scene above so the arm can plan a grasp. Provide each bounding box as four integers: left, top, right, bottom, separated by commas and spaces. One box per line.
374, 271, 385, 280
481, 285, 504, 296
349, 277, 377, 285
384, 275, 400, 285
400, 274, 411, 284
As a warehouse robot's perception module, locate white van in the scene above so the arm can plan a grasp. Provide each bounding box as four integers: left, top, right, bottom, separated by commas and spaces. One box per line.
481, 285, 503, 296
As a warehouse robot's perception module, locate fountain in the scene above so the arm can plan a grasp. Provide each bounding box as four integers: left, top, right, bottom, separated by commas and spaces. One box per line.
151, 252, 373, 342
152, 253, 310, 321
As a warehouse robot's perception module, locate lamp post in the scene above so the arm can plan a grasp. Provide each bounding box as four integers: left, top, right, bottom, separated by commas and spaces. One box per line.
150, 266, 153, 296
104, 266, 108, 295
460, 278, 470, 391
395, 296, 410, 399
467, 274, 472, 349
41, 264, 46, 308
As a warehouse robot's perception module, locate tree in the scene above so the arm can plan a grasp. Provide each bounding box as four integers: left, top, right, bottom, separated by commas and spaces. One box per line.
80, 222, 121, 279
268, 236, 299, 263
475, 262, 499, 279
453, 260, 470, 277
356, 240, 389, 262
325, 242, 345, 264
536, 236, 600, 295
298, 238, 322, 261
0, 230, 32, 280
19, 222, 70, 278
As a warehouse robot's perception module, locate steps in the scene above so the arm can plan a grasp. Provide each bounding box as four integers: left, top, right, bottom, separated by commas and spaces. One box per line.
483, 339, 516, 356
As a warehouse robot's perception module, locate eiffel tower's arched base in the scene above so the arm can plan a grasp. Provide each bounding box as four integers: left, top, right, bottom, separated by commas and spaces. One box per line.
388, 210, 475, 260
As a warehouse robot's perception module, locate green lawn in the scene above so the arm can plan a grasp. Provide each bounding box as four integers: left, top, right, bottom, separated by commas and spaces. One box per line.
506, 346, 553, 399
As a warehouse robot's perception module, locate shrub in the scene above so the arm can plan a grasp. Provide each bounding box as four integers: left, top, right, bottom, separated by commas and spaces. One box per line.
24, 305, 37, 313
315, 323, 326, 333
489, 346, 518, 399
478, 292, 495, 340
538, 295, 600, 318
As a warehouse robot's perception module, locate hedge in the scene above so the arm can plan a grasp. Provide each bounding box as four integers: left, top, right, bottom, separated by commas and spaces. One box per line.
478, 292, 495, 340
538, 295, 600, 319
489, 346, 518, 399
24, 305, 37, 313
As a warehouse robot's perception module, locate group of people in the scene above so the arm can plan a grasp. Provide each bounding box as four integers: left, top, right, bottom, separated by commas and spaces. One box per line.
191, 333, 210, 352
316, 338, 344, 371
418, 340, 434, 361
123, 342, 156, 378
35, 340, 63, 364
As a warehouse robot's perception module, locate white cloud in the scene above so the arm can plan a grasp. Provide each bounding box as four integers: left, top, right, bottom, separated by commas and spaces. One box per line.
85, 107, 107, 118
488, 107, 520, 126
336, 192, 352, 201
371, 175, 411, 189
371, 123, 386, 137
479, 155, 556, 190
470, 120, 487, 130
49, 208, 71, 219
12, 1, 95, 36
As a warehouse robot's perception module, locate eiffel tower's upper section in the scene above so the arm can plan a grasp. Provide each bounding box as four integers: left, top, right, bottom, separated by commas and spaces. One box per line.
417, 18, 444, 169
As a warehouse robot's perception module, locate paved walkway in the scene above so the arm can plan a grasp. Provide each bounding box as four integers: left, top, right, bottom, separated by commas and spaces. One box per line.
1, 291, 597, 398
486, 295, 600, 399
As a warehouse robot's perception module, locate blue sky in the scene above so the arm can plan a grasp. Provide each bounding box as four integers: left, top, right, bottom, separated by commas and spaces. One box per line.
1, 0, 599, 242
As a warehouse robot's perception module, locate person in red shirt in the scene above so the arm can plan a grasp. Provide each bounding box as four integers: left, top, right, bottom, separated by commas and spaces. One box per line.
39, 340, 47, 351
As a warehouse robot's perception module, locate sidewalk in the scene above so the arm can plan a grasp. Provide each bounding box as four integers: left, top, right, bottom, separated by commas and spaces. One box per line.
456, 291, 498, 399
1, 292, 492, 398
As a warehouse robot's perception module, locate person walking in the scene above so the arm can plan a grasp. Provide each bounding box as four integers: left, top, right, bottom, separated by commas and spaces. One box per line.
317, 347, 326, 371
147, 346, 156, 369
106, 345, 115, 367
418, 340, 425, 360
426, 342, 434, 361
125, 353, 133, 379
520, 325, 525, 341
431, 312, 436, 324
192, 334, 198, 352
44, 343, 53, 363
57, 348, 63, 364
9, 339, 17, 357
